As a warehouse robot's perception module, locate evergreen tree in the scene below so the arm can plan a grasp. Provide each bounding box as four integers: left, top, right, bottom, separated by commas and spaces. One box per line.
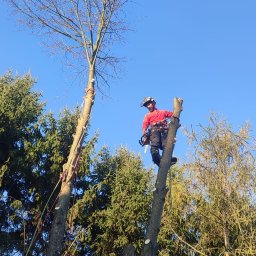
0, 72, 155, 255
67, 147, 154, 255
0, 72, 80, 255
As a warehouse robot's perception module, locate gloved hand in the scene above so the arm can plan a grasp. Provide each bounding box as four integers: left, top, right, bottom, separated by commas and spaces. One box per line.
139, 132, 150, 146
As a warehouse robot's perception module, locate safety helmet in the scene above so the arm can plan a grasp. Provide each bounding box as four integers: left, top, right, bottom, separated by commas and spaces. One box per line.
140, 96, 156, 107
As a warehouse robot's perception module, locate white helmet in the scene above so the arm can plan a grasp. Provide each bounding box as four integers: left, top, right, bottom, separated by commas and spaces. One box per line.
140, 96, 156, 107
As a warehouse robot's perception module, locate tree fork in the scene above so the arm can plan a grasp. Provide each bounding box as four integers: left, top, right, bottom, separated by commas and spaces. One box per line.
141, 97, 183, 256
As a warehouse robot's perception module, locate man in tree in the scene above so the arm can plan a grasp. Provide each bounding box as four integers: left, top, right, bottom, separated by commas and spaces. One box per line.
141, 96, 177, 166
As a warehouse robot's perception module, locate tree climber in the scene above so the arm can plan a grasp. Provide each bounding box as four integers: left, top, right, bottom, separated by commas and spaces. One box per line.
140, 96, 177, 166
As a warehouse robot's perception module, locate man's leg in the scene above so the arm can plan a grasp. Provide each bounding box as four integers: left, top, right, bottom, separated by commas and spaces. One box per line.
150, 129, 161, 166
150, 146, 161, 166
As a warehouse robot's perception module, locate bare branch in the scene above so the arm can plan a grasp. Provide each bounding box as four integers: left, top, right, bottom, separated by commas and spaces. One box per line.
70, 0, 91, 64
8, 0, 129, 88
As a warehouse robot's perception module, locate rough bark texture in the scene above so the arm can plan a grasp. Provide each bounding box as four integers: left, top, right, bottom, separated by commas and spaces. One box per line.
47, 68, 95, 256
141, 98, 183, 256
223, 222, 231, 256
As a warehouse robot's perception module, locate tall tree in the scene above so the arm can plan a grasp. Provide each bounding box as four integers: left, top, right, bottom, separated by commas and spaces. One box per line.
0, 72, 43, 255
6, 0, 129, 254
0, 72, 81, 255
185, 114, 256, 255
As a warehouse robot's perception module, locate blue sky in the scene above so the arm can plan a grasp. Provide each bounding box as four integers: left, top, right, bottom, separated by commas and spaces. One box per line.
1, 1, 256, 168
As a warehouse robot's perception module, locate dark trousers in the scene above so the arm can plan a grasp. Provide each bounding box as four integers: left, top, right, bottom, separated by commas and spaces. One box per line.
150, 128, 168, 166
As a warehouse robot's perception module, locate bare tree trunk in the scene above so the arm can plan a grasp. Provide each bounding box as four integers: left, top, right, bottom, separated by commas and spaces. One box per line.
223, 221, 231, 256
47, 67, 95, 256
141, 98, 183, 256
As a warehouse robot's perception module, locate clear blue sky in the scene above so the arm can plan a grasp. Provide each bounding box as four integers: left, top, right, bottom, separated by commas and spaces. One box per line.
1, 1, 256, 168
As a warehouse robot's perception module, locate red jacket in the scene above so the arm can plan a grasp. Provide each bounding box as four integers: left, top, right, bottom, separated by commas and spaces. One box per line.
142, 108, 173, 134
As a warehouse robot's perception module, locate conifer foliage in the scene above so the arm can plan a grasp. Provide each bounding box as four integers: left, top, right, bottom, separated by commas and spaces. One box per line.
2, 73, 256, 255
66, 147, 153, 255
0, 72, 79, 255
0, 72, 153, 255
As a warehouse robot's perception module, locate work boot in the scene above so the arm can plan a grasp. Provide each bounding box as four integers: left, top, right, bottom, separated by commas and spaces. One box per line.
171, 157, 177, 166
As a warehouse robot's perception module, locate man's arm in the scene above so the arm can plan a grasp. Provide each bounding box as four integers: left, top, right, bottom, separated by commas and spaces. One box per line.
162, 110, 173, 119
142, 114, 150, 135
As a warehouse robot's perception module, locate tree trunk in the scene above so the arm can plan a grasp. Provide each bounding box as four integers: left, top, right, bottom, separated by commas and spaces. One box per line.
223, 221, 231, 256
47, 67, 95, 256
141, 98, 183, 256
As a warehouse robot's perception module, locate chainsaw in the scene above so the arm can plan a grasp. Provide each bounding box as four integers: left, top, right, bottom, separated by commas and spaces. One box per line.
139, 130, 150, 147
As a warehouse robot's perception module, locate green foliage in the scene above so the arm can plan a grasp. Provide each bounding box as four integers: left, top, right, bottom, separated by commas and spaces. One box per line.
158, 167, 201, 256
184, 114, 256, 255
0, 71, 43, 166
3, 75, 256, 256
0, 71, 42, 123
0, 72, 154, 255
0, 71, 44, 254
0, 72, 79, 255
67, 147, 154, 255
158, 115, 256, 256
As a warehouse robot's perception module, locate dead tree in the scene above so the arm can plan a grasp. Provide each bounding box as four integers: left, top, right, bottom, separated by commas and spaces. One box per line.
141, 97, 183, 256
7, 1, 128, 255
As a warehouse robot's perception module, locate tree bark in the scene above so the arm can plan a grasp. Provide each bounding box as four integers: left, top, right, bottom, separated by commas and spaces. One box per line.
47, 67, 95, 256
141, 98, 183, 256
223, 221, 231, 256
